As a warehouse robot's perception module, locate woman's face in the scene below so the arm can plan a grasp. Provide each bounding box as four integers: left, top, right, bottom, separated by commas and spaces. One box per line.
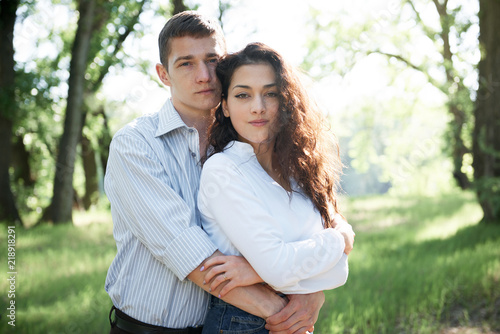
222, 63, 280, 150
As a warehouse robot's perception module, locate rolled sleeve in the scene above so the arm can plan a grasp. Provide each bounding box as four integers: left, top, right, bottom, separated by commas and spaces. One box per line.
165, 226, 217, 280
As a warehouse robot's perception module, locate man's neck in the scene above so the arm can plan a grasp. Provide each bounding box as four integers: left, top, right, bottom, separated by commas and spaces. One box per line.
175, 107, 212, 156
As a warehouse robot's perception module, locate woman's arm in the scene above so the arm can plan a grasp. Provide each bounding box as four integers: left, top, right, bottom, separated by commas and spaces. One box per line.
198, 157, 349, 294
187, 250, 287, 319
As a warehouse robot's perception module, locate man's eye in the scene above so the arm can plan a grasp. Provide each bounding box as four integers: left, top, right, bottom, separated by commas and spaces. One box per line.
208, 58, 218, 64
180, 62, 190, 67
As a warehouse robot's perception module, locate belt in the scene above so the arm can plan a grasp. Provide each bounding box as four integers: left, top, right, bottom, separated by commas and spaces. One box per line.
110, 306, 203, 334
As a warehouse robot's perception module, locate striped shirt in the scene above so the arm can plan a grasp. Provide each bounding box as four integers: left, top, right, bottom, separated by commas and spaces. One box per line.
104, 99, 217, 328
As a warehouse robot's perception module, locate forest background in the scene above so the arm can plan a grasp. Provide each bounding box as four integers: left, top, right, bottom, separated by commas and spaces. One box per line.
0, 0, 499, 333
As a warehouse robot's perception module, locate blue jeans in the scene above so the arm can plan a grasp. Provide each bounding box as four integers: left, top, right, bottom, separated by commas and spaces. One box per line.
202, 295, 268, 334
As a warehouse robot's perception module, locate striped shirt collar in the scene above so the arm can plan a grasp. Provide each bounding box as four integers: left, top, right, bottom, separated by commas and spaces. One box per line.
155, 99, 188, 137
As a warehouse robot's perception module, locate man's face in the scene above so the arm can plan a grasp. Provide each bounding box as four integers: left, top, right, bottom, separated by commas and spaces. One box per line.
156, 35, 224, 117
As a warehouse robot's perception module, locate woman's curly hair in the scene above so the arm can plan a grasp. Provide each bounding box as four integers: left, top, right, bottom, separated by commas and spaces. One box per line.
206, 42, 343, 227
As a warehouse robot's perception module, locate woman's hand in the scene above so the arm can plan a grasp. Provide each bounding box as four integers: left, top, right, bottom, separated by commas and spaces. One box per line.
332, 214, 355, 255
201, 255, 263, 297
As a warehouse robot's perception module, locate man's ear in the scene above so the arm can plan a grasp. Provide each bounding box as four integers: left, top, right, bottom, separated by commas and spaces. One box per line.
156, 63, 171, 87
222, 99, 230, 117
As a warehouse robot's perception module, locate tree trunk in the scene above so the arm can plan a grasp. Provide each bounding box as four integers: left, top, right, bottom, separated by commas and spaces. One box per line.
433, 0, 472, 190
81, 134, 98, 210
0, 0, 22, 225
12, 134, 35, 187
172, 0, 187, 15
51, 0, 95, 224
474, 0, 500, 224
99, 108, 112, 176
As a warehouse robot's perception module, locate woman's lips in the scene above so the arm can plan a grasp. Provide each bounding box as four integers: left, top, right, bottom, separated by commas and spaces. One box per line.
249, 119, 268, 127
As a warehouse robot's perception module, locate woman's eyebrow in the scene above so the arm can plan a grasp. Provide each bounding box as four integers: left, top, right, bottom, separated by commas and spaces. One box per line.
231, 83, 277, 91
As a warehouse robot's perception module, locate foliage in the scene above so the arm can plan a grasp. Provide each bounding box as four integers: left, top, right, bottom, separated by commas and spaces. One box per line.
11, 0, 152, 221
303, 1, 479, 195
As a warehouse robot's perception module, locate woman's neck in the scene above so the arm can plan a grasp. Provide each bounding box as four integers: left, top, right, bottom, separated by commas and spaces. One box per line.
254, 143, 290, 191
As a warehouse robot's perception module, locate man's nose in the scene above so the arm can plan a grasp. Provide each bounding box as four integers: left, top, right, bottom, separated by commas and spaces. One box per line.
196, 63, 212, 83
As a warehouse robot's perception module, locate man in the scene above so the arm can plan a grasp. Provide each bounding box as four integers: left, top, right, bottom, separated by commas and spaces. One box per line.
105, 11, 352, 334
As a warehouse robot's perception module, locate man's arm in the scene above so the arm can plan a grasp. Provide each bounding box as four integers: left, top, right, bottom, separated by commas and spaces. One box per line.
190, 252, 326, 334
187, 250, 287, 319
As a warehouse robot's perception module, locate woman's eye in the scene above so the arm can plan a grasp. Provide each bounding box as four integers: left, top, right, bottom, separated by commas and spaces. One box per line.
235, 93, 248, 99
266, 92, 278, 97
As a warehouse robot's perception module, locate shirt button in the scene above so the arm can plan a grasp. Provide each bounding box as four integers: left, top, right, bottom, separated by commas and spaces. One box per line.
191, 152, 196, 158
189, 129, 194, 133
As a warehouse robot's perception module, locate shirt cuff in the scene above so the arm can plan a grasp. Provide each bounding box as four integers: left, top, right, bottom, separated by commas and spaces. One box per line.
165, 226, 218, 281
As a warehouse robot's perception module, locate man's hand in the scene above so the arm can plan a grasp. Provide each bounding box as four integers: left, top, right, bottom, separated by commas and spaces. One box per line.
201, 255, 263, 297
265, 291, 325, 334
188, 251, 286, 319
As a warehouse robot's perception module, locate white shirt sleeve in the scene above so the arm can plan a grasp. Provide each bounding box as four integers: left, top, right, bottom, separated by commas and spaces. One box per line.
198, 156, 348, 293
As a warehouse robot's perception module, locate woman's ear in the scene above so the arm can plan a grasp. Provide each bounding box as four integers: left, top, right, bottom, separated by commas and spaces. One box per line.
222, 99, 230, 117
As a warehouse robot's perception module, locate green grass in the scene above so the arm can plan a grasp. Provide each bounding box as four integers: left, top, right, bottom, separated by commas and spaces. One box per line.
1, 192, 499, 333
0, 212, 115, 333
316, 192, 500, 334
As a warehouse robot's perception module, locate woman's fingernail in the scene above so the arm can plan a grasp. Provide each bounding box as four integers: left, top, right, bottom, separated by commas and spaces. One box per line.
200, 266, 204, 271
203, 280, 206, 285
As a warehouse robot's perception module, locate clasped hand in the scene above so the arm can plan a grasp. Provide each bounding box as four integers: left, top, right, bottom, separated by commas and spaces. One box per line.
201, 256, 320, 334
201, 255, 262, 297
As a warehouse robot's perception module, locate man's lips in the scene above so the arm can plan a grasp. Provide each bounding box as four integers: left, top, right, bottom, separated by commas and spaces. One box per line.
196, 88, 215, 95
249, 119, 269, 127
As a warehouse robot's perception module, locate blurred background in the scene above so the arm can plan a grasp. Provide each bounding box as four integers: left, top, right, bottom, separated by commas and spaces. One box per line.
0, 0, 499, 333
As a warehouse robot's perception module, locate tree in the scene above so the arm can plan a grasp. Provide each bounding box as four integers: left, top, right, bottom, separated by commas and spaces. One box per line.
304, 1, 477, 193
304, 2, 481, 195
172, 0, 187, 14
78, 0, 149, 211
50, 0, 149, 223
473, 0, 500, 223
50, 0, 96, 224
0, 0, 22, 225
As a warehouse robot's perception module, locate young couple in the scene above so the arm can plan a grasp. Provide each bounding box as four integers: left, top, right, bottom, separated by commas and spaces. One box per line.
105, 11, 355, 334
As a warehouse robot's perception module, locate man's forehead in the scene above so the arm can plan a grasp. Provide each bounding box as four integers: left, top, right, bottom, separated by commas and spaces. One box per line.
168, 35, 225, 60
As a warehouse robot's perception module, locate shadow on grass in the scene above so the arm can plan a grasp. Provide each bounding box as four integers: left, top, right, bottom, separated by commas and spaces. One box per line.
340, 223, 500, 333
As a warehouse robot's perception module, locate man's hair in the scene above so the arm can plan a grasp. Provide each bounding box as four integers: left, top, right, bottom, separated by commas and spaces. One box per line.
158, 11, 226, 69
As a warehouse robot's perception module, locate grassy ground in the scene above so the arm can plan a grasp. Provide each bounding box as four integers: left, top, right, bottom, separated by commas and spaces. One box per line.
316, 192, 500, 334
0, 191, 499, 333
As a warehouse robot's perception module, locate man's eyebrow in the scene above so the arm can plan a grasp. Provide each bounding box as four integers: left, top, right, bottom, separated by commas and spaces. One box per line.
231, 83, 277, 90
173, 55, 194, 64
174, 53, 220, 63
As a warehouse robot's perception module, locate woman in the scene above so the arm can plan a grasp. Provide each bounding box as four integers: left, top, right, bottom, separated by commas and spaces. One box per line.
197, 43, 354, 333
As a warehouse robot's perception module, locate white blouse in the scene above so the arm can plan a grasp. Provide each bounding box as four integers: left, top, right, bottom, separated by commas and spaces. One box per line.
198, 141, 349, 294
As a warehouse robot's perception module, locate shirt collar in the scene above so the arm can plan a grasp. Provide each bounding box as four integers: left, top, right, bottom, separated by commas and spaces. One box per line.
224, 140, 256, 158
155, 99, 188, 137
